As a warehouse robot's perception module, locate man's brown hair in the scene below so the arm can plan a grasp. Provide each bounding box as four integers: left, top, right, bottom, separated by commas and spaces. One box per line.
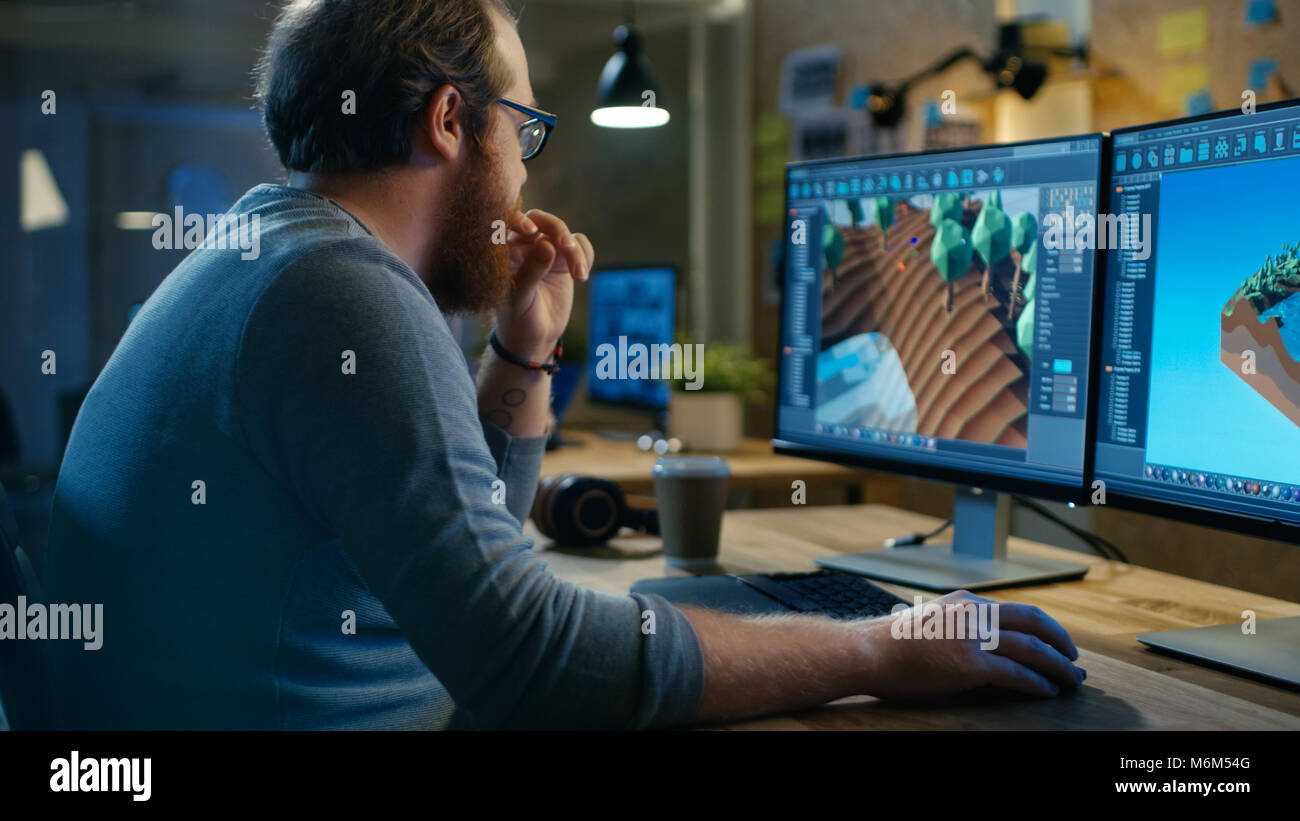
255, 0, 515, 173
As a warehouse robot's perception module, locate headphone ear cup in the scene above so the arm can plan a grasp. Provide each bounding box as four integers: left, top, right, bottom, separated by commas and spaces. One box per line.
550, 477, 625, 546
532, 474, 568, 539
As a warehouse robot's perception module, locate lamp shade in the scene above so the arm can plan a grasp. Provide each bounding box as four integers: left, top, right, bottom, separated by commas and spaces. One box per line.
591, 25, 670, 128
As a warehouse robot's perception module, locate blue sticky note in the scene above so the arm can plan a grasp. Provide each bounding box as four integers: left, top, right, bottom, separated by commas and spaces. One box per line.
1248, 58, 1277, 90
1245, 0, 1277, 26
1185, 88, 1213, 116
848, 84, 869, 110
924, 100, 942, 127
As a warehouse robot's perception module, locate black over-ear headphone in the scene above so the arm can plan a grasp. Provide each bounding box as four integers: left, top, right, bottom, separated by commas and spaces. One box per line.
532, 474, 659, 546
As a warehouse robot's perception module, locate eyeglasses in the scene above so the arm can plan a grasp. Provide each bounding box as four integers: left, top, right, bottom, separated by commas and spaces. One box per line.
497, 98, 556, 161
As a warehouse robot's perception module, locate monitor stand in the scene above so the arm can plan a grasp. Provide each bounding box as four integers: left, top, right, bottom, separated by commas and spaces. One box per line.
814, 486, 1089, 592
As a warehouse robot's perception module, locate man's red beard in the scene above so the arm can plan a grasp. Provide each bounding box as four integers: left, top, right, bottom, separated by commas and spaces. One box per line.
426, 140, 519, 315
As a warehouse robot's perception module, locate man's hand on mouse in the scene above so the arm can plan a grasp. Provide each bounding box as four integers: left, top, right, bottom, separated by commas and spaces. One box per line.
858, 589, 1086, 699
495, 208, 593, 363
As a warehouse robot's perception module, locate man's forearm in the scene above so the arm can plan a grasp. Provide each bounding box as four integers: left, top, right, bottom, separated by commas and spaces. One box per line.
476, 347, 553, 439
676, 604, 879, 725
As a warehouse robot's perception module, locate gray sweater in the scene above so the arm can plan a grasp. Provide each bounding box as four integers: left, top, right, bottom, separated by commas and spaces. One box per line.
45, 184, 704, 729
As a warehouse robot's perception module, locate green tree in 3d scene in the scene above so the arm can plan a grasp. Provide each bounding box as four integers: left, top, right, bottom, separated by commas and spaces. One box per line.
972, 198, 1011, 303
847, 198, 865, 226
822, 209, 845, 286
1017, 292, 1035, 359
931, 217, 974, 313
872, 196, 897, 248
929, 192, 961, 228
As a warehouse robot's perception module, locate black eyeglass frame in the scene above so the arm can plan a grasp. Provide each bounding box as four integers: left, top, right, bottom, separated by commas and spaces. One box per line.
497, 98, 557, 161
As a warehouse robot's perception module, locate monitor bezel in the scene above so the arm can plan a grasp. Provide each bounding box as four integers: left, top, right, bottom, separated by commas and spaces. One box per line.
1093, 96, 1300, 544
771, 133, 1109, 505
584, 261, 680, 413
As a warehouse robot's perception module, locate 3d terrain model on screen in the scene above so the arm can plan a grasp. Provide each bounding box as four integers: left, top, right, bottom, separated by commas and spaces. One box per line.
815, 191, 1039, 447
1220, 242, 1300, 428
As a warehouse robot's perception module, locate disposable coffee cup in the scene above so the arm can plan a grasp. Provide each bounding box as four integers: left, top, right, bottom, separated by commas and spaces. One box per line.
652, 456, 730, 568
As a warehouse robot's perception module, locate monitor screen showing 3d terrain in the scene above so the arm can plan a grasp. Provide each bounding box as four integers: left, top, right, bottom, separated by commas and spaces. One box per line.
1096, 105, 1300, 525
777, 137, 1102, 489
814, 186, 1041, 447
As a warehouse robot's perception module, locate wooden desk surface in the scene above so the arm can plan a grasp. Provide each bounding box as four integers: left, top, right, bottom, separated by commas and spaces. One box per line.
541, 430, 864, 492
531, 504, 1300, 730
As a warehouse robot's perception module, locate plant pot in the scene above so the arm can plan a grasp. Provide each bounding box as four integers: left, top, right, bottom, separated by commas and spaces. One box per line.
670, 391, 743, 452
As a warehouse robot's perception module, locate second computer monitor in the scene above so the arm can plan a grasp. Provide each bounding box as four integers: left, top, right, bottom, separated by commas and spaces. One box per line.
1094, 100, 1300, 688
586, 264, 677, 411
1095, 99, 1300, 538
775, 135, 1106, 500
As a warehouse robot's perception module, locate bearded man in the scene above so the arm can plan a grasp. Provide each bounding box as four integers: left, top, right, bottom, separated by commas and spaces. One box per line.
44, 0, 1083, 730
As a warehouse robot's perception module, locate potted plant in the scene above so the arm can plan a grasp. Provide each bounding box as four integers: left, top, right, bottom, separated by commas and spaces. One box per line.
667, 339, 774, 452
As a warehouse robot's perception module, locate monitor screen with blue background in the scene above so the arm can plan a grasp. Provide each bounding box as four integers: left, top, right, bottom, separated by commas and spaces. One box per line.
1095, 102, 1300, 526
586, 266, 676, 410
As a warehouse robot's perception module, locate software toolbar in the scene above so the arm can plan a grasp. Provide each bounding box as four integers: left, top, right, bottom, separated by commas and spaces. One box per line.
788, 139, 1098, 205
1113, 106, 1300, 183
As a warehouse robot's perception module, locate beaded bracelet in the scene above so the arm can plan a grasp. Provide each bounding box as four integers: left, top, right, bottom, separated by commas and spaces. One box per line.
489, 329, 562, 374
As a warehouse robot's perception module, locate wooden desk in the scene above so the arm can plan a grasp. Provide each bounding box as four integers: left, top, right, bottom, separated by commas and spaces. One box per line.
531, 504, 1300, 730
542, 430, 892, 503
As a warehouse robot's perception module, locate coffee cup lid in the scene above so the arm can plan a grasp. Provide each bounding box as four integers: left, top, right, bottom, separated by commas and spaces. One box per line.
652, 456, 731, 477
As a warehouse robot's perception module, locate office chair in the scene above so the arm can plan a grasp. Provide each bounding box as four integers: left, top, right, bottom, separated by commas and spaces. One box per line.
0, 481, 54, 730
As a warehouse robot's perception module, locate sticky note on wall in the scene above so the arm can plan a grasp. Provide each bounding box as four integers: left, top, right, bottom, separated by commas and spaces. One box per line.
1185, 88, 1213, 116
755, 113, 790, 186
756, 189, 785, 226
1248, 58, 1278, 90
1160, 64, 1210, 111
756, 113, 789, 149
1157, 8, 1208, 54
1244, 0, 1277, 26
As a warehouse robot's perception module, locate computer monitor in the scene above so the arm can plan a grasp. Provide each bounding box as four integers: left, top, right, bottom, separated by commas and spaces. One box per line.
773, 135, 1107, 590
586, 264, 677, 414
1095, 100, 1300, 687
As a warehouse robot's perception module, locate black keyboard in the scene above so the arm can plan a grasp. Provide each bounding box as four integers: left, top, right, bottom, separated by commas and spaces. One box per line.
737, 570, 910, 620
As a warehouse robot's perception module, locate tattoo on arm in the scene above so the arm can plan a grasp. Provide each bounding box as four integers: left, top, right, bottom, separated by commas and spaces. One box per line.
502, 388, 526, 407
485, 408, 513, 430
